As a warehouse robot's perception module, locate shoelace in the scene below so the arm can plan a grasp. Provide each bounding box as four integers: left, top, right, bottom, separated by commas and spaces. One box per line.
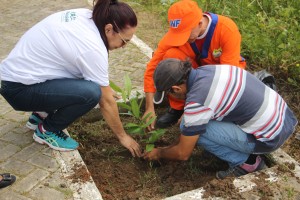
54, 131, 69, 140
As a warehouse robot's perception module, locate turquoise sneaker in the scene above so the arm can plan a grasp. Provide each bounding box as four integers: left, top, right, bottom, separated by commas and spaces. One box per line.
33, 124, 79, 151
26, 112, 44, 130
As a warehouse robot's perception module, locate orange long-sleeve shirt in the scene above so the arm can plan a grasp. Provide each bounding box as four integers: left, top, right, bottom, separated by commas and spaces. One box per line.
144, 13, 246, 93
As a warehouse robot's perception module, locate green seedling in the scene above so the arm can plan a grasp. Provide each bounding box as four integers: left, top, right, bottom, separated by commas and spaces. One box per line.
110, 74, 166, 152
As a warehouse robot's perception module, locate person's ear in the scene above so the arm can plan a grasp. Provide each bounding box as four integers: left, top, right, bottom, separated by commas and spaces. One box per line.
104, 24, 114, 35
198, 19, 203, 28
171, 85, 182, 93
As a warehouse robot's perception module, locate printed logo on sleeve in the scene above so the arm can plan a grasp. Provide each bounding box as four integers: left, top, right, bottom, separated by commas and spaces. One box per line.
61, 11, 77, 22
212, 47, 222, 58
170, 19, 181, 28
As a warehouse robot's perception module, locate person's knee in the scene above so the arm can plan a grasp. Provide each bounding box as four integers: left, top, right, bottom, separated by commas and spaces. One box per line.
83, 82, 101, 106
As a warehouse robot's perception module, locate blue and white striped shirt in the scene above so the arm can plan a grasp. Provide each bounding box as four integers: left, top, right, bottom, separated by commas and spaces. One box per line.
181, 65, 298, 152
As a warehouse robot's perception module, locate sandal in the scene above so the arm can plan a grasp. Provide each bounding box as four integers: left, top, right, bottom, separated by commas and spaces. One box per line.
0, 173, 16, 189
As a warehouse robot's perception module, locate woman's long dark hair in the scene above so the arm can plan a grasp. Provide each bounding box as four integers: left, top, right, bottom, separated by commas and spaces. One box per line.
92, 0, 137, 51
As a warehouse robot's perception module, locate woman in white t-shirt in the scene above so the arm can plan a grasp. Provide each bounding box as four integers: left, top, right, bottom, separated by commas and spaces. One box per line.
0, 0, 142, 156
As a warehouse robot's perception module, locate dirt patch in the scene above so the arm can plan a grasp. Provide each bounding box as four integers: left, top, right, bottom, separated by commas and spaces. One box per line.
69, 108, 233, 199
203, 178, 242, 199
69, 104, 300, 199
67, 163, 91, 184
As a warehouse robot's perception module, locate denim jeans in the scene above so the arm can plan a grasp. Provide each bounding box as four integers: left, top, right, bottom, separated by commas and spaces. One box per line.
196, 120, 256, 168
0, 79, 101, 131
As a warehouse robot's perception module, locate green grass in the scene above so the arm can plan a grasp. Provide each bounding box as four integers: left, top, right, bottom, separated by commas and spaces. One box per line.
127, 0, 300, 86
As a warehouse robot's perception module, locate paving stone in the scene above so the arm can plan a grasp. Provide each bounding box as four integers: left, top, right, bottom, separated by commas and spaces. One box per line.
0, 159, 35, 176
12, 124, 32, 135
28, 186, 71, 200
27, 153, 59, 172
0, 103, 13, 115
42, 147, 55, 157
5, 111, 29, 123
0, 190, 32, 200
0, 122, 19, 137
0, 144, 21, 161
40, 171, 73, 195
13, 143, 45, 161
0, 140, 9, 149
0, 119, 7, 126
14, 169, 50, 193
1, 132, 33, 147
41, 171, 66, 187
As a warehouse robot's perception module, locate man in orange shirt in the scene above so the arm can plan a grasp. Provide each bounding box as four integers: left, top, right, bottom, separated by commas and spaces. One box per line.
143, 0, 246, 129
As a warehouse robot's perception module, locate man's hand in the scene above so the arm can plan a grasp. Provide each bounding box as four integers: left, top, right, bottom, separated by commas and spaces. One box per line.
143, 134, 200, 161
119, 134, 142, 157
143, 148, 161, 161
142, 108, 157, 131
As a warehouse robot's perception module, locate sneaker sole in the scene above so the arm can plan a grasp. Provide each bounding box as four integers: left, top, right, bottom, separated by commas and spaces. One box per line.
26, 121, 38, 130
33, 133, 78, 152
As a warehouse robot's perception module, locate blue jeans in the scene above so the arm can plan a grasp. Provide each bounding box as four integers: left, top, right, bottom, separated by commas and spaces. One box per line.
0, 79, 101, 131
197, 120, 256, 168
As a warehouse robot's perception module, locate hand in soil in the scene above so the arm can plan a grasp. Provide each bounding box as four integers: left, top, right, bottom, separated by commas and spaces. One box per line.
143, 148, 160, 161
119, 134, 142, 157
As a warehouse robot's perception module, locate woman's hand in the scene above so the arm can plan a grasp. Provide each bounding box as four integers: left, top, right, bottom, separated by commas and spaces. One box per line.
118, 134, 142, 157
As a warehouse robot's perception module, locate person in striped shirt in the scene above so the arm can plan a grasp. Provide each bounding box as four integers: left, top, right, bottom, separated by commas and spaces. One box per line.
143, 58, 298, 179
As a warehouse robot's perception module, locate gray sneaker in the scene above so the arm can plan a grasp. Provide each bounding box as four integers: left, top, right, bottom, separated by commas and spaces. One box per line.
216, 155, 266, 179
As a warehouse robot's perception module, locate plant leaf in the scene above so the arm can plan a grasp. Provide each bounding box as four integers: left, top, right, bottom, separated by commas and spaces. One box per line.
130, 99, 140, 119
146, 144, 155, 152
117, 102, 132, 111
142, 112, 152, 122
124, 74, 132, 98
138, 97, 144, 110
124, 123, 140, 128
126, 127, 144, 135
147, 129, 166, 143
109, 80, 122, 93
143, 115, 157, 127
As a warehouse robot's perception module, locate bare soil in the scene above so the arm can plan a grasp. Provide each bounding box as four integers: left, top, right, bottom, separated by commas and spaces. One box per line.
69, 108, 231, 200
69, 105, 300, 200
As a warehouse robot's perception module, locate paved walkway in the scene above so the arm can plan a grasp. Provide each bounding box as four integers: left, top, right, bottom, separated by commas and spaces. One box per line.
0, 0, 151, 199
0, 0, 104, 199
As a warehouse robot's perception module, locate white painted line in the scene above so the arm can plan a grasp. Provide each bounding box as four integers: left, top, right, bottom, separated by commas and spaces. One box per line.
131, 35, 153, 59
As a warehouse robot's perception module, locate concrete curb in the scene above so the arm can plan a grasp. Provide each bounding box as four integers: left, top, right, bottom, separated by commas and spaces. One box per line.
54, 150, 102, 200
164, 148, 300, 199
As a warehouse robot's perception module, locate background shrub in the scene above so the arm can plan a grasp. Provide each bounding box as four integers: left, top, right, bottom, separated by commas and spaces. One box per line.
128, 0, 300, 85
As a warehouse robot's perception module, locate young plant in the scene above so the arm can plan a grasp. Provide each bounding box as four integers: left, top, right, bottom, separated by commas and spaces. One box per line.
110, 74, 166, 152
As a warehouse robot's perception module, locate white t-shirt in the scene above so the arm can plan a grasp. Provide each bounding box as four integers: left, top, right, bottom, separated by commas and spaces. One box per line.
0, 8, 109, 86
